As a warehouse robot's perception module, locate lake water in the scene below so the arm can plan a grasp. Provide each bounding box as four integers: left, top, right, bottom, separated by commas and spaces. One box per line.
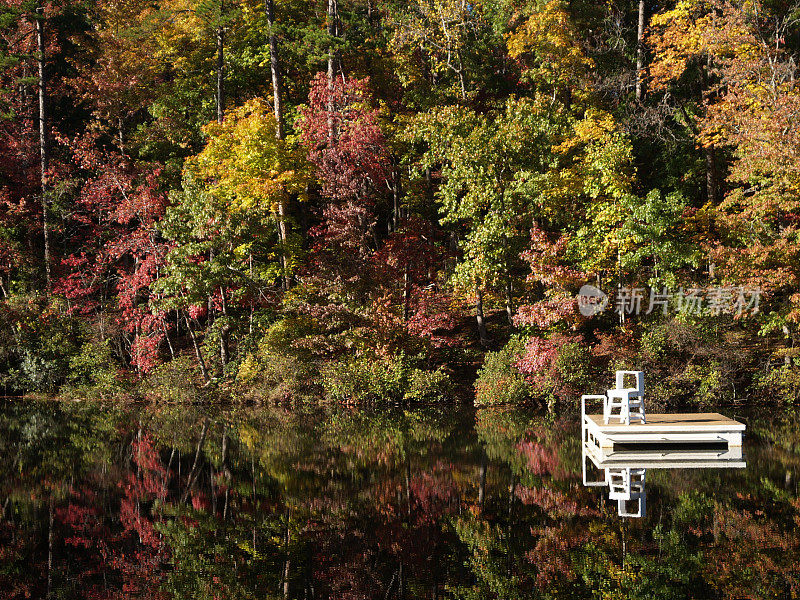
0, 401, 798, 599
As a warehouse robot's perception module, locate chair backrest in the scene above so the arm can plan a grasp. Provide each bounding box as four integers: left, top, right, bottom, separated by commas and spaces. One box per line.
615, 370, 644, 393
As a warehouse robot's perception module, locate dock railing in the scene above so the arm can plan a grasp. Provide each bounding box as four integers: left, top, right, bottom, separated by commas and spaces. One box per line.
581, 394, 608, 487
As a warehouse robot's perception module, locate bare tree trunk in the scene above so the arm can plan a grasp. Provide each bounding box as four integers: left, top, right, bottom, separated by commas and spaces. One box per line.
455, 50, 467, 100
216, 2, 225, 124
327, 0, 338, 143
392, 165, 402, 232
35, 5, 50, 295
277, 201, 289, 290
700, 55, 718, 205
705, 145, 718, 204
635, 0, 646, 101
504, 275, 514, 324
184, 313, 211, 383
266, 0, 283, 138
162, 318, 175, 359
475, 280, 489, 347
265, 1, 290, 290
219, 287, 230, 374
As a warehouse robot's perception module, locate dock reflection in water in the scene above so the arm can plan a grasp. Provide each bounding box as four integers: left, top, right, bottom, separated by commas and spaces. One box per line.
582, 442, 747, 517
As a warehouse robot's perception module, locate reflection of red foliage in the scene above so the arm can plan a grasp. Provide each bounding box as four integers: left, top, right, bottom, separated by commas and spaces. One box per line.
709, 502, 800, 598
409, 461, 460, 523
525, 520, 593, 587
191, 492, 210, 512
112, 434, 169, 598
516, 439, 560, 476
516, 485, 596, 519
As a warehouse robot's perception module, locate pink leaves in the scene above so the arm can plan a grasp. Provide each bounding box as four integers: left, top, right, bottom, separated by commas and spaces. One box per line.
407, 287, 460, 347
299, 73, 390, 202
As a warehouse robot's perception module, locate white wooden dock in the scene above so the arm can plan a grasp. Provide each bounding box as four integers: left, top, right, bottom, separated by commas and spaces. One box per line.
584, 412, 745, 450
581, 397, 746, 457
579, 383, 746, 518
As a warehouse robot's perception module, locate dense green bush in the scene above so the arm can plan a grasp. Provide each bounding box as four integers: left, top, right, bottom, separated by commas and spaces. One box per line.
1, 300, 82, 394
752, 359, 800, 404
139, 356, 202, 403
236, 317, 322, 401
62, 340, 123, 399
474, 337, 530, 406
554, 341, 592, 399
638, 318, 737, 405
322, 352, 451, 404
403, 365, 452, 402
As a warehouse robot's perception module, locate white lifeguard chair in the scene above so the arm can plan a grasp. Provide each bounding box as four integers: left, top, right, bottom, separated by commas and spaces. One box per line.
606, 467, 646, 517
604, 370, 646, 425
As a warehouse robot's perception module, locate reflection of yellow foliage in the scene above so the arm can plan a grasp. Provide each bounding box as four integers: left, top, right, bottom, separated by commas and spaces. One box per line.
239, 425, 260, 453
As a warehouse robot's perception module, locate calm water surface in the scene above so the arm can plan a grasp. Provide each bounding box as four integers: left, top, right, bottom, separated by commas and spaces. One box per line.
0, 401, 798, 599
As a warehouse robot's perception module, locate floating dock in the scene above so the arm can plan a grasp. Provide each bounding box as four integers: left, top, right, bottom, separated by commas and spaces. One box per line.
581, 398, 746, 461
579, 394, 746, 517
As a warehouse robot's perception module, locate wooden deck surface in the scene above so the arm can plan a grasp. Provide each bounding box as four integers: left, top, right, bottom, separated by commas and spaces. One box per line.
586, 413, 746, 432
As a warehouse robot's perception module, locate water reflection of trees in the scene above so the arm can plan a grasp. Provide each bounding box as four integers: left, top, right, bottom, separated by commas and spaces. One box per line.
0, 403, 798, 599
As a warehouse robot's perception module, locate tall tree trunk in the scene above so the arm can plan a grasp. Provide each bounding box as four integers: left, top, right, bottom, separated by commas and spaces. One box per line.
635, 0, 646, 101
184, 313, 211, 383
35, 5, 50, 294
475, 280, 489, 347
504, 276, 514, 324
402, 264, 411, 322
327, 0, 338, 143
216, 2, 225, 124
392, 163, 402, 232
162, 318, 175, 359
266, 0, 283, 139
705, 145, 717, 204
266, 1, 290, 289
700, 55, 718, 205
219, 286, 230, 374
277, 201, 289, 290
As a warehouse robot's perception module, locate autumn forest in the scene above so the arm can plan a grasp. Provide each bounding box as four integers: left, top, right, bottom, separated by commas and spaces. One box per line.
1, 0, 799, 405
